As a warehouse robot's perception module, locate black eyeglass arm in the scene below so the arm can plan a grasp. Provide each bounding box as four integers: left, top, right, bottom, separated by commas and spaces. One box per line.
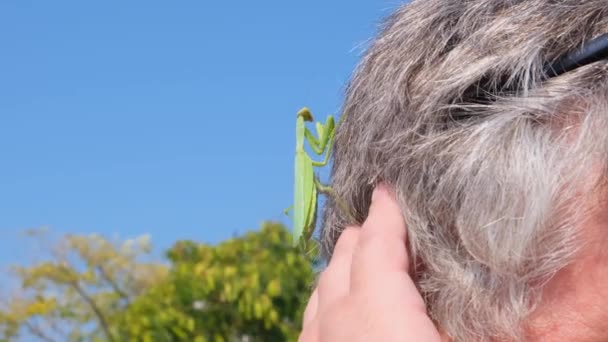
544, 33, 608, 78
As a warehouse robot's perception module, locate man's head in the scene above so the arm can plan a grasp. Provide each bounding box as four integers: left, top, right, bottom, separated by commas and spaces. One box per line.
321, 1, 608, 340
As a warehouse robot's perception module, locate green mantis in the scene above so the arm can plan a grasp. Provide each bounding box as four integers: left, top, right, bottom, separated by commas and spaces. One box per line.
291, 107, 336, 247
287, 106, 357, 249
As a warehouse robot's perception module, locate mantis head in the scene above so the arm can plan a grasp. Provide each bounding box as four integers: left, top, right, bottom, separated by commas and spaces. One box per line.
297, 107, 314, 122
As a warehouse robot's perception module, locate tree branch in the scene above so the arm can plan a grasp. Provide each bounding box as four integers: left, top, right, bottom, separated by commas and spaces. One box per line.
96, 265, 130, 303
69, 281, 116, 342
23, 320, 56, 342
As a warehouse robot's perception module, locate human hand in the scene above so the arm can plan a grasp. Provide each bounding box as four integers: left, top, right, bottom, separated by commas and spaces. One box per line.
299, 185, 443, 342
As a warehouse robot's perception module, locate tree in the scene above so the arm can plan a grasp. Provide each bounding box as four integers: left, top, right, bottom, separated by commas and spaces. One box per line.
117, 222, 316, 341
0, 230, 168, 342
0, 222, 316, 342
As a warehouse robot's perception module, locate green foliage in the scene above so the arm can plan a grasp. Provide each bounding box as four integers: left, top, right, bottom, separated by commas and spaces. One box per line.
0, 222, 316, 342
119, 222, 316, 341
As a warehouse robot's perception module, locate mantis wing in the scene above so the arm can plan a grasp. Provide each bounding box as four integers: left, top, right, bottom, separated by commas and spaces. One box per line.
303, 183, 317, 242
293, 152, 315, 247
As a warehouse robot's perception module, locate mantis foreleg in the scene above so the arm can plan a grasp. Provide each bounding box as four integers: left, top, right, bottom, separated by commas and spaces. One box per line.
305, 124, 336, 168
310, 130, 335, 167
304, 118, 333, 154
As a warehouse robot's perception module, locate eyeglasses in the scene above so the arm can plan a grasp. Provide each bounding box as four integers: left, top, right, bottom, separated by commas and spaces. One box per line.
544, 33, 608, 78
453, 34, 608, 109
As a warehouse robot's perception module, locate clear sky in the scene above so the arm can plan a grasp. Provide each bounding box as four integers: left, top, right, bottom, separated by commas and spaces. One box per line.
0, 1, 399, 269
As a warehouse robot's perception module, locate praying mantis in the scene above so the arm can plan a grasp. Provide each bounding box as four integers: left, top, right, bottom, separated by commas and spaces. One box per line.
287, 107, 352, 248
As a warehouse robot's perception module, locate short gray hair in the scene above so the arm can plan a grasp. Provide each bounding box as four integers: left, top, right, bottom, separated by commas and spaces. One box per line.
321, 1, 608, 340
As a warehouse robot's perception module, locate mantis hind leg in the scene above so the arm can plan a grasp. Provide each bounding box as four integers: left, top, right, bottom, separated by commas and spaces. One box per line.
313, 177, 355, 223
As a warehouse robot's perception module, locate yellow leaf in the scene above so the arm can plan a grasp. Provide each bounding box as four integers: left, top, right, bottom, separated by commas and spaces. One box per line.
254, 301, 263, 319
223, 266, 237, 277
266, 279, 281, 297
287, 253, 295, 266
24, 298, 57, 316
260, 295, 271, 310
187, 318, 195, 332
195, 262, 205, 275
269, 309, 279, 323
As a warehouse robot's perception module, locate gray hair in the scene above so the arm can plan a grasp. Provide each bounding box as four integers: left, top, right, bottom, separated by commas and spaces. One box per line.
321, 1, 608, 341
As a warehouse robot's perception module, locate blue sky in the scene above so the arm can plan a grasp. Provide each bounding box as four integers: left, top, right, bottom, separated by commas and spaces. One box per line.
0, 1, 399, 268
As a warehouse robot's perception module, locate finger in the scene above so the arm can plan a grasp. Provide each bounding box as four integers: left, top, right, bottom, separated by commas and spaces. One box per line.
350, 185, 423, 308
298, 320, 318, 342
317, 227, 359, 312
363, 184, 407, 246
302, 288, 318, 328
